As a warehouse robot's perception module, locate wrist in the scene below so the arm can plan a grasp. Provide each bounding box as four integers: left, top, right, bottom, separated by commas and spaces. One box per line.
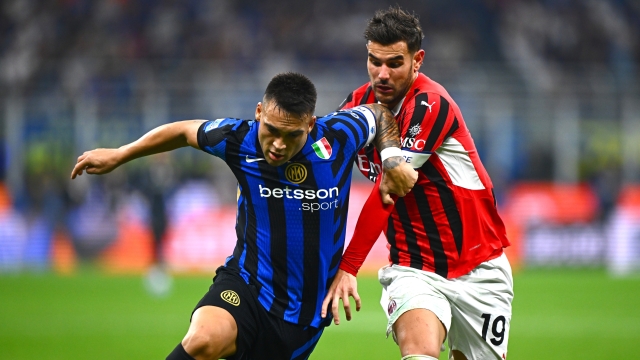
380, 147, 402, 162
339, 259, 359, 276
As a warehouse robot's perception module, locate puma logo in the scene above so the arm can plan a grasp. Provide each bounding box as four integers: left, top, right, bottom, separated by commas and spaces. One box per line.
421, 101, 435, 112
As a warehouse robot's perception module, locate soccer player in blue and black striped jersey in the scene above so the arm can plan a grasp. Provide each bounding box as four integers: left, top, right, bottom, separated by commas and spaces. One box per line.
71, 72, 417, 360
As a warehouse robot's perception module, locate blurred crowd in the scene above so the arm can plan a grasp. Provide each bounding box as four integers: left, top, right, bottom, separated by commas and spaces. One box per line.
0, 0, 639, 271
0, 0, 638, 94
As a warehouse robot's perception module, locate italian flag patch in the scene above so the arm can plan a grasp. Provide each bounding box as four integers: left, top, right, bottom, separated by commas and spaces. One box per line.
312, 137, 332, 159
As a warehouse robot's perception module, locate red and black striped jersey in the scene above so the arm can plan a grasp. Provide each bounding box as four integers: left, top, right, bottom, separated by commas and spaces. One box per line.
339, 73, 510, 279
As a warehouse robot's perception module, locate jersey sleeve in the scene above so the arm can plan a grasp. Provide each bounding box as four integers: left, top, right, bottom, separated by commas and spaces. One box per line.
339, 175, 395, 276
196, 118, 241, 159
326, 106, 377, 151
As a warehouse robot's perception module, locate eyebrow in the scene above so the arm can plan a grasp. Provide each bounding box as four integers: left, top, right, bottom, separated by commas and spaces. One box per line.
265, 123, 304, 137
368, 53, 404, 62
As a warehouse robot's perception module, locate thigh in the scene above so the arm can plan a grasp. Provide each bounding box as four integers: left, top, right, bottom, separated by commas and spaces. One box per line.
194, 267, 262, 360
251, 313, 325, 360
379, 265, 453, 340
448, 254, 514, 360
393, 308, 446, 358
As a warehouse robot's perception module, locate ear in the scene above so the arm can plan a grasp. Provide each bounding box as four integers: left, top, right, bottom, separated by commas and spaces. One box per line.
255, 102, 263, 121
413, 49, 425, 72
308, 115, 317, 131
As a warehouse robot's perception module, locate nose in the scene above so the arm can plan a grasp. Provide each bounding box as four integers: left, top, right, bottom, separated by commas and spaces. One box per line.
378, 65, 390, 81
273, 137, 286, 150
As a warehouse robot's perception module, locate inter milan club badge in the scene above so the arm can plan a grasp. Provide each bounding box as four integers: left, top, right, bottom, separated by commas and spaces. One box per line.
221, 290, 240, 306
387, 299, 397, 315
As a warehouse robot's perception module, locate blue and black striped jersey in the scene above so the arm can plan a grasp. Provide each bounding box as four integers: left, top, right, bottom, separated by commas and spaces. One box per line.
196, 106, 377, 327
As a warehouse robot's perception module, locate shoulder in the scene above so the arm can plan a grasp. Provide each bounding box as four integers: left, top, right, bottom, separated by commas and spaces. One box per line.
400, 76, 463, 120
201, 118, 254, 134
339, 82, 374, 109
320, 106, 376, 128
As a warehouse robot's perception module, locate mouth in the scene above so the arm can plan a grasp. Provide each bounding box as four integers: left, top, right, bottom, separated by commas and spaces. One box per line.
268, 151, 285, 162
375, 84, 394, 95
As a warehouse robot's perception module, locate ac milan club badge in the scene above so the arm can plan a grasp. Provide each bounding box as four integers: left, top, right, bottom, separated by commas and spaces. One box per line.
387, 299, 397, 315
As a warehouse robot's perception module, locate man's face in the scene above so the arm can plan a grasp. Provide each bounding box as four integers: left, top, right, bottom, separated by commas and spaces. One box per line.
366, 41, 424, 108
255, 100, 315, 167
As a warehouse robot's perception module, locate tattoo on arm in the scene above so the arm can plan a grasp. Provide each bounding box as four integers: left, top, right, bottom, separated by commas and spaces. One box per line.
382, 156, 403, 171
367, 104, 401, 152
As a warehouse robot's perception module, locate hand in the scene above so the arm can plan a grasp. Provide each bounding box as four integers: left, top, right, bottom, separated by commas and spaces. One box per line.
380, 157, 417, 205
70, 148, 123, 179
321, 269, 361, 325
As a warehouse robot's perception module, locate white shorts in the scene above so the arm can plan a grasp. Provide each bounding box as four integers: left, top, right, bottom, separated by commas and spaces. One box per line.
379, 253, 514, 360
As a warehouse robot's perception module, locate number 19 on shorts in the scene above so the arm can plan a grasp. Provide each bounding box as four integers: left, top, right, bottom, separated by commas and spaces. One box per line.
480, 313, 506, 346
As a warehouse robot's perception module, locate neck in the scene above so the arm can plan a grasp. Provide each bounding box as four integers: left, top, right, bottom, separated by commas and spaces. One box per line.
387, 71, 418, 109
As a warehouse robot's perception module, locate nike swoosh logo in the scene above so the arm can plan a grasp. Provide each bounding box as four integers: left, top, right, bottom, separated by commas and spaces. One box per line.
246, 155, 265, 163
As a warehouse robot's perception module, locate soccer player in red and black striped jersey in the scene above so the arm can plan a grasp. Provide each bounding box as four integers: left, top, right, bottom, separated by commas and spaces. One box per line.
322, 7, 514, 360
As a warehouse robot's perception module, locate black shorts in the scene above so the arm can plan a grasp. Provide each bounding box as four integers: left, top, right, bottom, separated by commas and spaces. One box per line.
193, 267, 325, 360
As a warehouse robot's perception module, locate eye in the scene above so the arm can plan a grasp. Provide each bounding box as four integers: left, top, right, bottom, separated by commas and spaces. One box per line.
268, 127, 279, 135
388, 62, 402, 68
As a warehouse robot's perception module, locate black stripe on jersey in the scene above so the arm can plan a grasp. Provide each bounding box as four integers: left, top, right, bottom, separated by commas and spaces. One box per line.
299, 162, 322, 324
443, 117, 459, 141
328, 245, 342, 277
337, 92, 353, 111
387, 209, 400, 264
228, 129, 260, 290
256, 160, 289, 319
422, 161, 464, 257
407, 93, 429, 138
394, 197, 423, 269
491, 188, 497, 207
359, 86, 373, 105
411, 183, 448, 277
424, 96, 450, 152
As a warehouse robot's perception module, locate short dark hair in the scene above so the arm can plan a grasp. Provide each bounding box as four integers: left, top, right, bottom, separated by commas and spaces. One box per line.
264, 72, 317, 117
364, 6, 424, 53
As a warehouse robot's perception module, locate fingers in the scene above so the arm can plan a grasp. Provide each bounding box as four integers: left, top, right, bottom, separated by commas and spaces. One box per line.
381, 193, 395, 205
321, 291, 332, 319
70, 159, 88, 179
342, 295, 352, 321
331, 293, 341, 325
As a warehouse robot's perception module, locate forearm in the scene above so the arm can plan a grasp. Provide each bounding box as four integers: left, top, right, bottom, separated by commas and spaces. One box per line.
118, 120, 204, 164
364, 104, 403, 171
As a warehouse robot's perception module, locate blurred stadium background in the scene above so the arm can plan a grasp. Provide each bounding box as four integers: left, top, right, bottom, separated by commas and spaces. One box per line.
1, 0, 639, 359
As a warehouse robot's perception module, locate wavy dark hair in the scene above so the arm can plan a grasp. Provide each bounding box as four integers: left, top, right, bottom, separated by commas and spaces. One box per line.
364, 6, 424, 53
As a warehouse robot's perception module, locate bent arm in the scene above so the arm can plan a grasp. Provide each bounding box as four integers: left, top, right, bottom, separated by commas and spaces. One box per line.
362, 103, 417, 203
70, 120, 205, 179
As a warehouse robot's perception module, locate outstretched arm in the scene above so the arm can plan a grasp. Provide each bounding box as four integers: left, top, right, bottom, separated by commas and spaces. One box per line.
70, 120, 205, 179
363, 103, 417, 204
321, 174, 394, 324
